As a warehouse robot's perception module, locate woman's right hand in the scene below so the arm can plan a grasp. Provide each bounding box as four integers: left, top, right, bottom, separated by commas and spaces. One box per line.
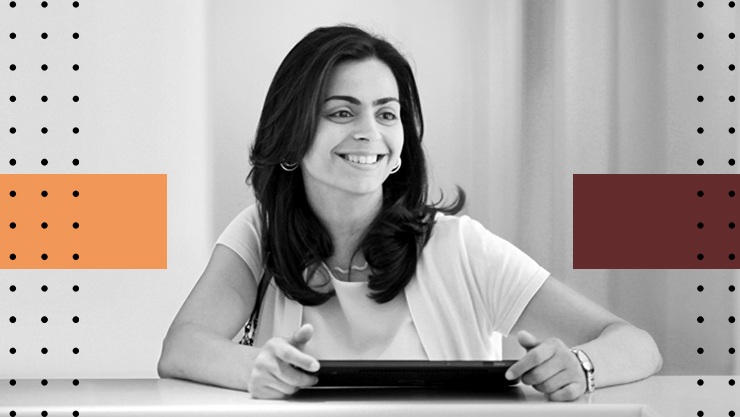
247, 323, 321, 399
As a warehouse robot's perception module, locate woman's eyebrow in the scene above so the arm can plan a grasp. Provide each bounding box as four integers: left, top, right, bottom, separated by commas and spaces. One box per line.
324, 95, 399, 106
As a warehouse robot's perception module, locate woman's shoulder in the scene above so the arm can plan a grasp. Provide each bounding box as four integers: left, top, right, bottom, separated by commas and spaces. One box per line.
429, 212, 514, 253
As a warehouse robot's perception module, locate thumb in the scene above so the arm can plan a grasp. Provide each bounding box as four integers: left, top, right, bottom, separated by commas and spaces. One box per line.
290, 323, 314, 348
517, 330, 539, 350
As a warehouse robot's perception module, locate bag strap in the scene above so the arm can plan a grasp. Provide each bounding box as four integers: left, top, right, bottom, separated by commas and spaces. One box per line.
238, 269, 273, 346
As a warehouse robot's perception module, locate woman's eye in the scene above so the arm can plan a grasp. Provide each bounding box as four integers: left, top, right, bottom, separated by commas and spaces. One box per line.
329, 110, 353, 118
379, 112, 397, 121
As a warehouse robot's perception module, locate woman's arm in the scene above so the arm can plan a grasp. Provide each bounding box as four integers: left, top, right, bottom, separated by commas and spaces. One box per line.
506, 276, 662, 399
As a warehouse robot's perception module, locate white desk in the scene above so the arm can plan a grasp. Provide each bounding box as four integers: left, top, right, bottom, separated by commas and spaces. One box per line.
1, 376, 735, 416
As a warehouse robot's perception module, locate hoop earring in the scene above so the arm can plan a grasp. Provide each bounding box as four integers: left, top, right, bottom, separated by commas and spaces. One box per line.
280, 161, 298, 172
390, 158, 401, 174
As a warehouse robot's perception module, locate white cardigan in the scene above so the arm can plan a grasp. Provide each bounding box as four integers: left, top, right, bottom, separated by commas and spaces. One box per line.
215, 204, 549, 360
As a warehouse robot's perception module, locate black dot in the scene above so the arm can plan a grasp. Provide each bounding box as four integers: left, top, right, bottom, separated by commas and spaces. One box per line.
698, 222, 704, 229
41, 285, 47, 292
10, 64, 15, 71
9, 33, 16, 39
698, 33, 704, 39
732, 1, 736, 7
41, 222, 47, 229
731, 96, 737, 102
698, 64, 704, 71
73, 253, 80, 260
42, 190, 48, 197
9, 190, 15, 197
731, 222, 736, 229
732, 127, 737, 134
9, 379, 15, 386
731, 159, 736, 166
698, 347, 704, 354
731, 254, 736, 260
10, 127, 16, 134
9, 159, 16, 166
41, 64, 47, 71
41, 347, 47, 354
698, 1, 704, 6
41, 127, 47, 134
41, 159, 48, 166
732, 65, 737, 71
41, 379, 47, 386
698, 285, 704, 292
73, 316, 79, 323
697, 253, 704, 260
41, 412, 47, 417
73, 64, 79, 71
698, 379, 704, 385
41, 253, 47, 260
73, 1, 79, 7
731, 285, 736, 292
698, 95, 704, 102
73, 222, 79, 229
10, 95, 16, 102
731, 33, 736, 40
698, 190, 704, 197
698, 316, 704, 323
73, 127, 79, 134
698, 159, 705, 166
731, 190, 736, 197
73, 32, 79, 39
9, 254, 16, 260
41, 95, 47, 102
73, 412, 79, 417
9, 316, 16, 323
73, 159, 79, 166
73, 347, 79, 354
73, 95, 79, 102
41, 1, 47, 6
9, 285, 15, 292
698, 412, 704, 417
731, 379, 736, 385
9, 347, 15, 354
698, 127, 704, 134
9, 222, 15, 229
41, 33, 48, 39
731, 347, 736, 354
10, 1, 15, 7
73, 190, 79, 197
73, 379, 79, 386
731, 316, 736, 323
41, 316, 47, 323
73, 285, 79, 292
731, 412, 736, 417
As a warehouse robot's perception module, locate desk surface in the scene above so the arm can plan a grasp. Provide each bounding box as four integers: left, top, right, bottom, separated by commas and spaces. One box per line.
1, 376, 735, 416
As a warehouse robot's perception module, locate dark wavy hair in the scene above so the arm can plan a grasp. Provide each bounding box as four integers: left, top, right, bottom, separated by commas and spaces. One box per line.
247, 25, 465, 305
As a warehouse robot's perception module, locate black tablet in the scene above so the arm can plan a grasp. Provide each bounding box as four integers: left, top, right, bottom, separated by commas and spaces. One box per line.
307, 360, 519, 388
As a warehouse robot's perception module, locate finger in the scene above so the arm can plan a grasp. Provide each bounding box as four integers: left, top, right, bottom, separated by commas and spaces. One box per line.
266, 371, 301, 396
547, 382, 585, 402
520, 355, 566, 387
290, 324, 314, 349
251, 385, 290, 400
532, 368, 575, 395
506, 342, 556, 381
517, 330, 539, 350
277, 359, 320, 388
274, 341, 320, 373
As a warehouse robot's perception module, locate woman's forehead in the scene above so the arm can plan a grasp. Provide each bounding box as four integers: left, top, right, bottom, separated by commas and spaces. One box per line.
322, 58, 399, 101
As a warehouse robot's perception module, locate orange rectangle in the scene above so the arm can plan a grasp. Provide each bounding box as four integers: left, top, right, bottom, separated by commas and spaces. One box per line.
0, 174, 167, 269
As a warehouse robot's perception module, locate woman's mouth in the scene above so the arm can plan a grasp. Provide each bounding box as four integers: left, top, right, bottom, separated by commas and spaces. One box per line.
339, 154, 386, 164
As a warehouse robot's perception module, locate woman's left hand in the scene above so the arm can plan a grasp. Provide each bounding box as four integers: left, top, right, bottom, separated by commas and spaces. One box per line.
505, 330, 587, 401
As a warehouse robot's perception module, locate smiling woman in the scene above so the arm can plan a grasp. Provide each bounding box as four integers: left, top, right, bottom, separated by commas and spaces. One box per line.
157, 24, 662, 401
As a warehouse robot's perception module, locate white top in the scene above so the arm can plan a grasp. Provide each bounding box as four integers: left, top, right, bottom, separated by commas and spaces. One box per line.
215, 204, 549, 360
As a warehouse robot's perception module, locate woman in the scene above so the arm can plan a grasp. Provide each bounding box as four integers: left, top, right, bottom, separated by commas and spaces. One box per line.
157, 25, 662, 401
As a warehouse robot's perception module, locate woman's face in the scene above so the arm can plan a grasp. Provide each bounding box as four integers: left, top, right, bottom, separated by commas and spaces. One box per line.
301, 58, 403, 203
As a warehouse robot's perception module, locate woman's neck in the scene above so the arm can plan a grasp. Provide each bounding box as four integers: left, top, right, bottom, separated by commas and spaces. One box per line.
304, 186, 382, 264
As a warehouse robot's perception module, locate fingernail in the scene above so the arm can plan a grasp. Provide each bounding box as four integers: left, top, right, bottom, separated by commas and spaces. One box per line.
310, 362, 320, 372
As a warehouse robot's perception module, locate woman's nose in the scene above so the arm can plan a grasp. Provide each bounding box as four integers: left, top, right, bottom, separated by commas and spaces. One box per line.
352, 113, 381, 141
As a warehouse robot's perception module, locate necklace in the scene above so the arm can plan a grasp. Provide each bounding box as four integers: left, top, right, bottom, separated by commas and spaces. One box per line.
333, 261, 369, 275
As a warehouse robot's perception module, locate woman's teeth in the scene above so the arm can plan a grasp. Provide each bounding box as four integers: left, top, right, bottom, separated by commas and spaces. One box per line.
343, 154, 379, 164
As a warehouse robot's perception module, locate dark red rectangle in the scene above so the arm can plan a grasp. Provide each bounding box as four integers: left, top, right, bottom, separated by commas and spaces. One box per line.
574, 174, 740, 269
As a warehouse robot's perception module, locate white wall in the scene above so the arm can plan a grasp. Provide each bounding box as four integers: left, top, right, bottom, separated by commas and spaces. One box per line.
1, 0, 210, 378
